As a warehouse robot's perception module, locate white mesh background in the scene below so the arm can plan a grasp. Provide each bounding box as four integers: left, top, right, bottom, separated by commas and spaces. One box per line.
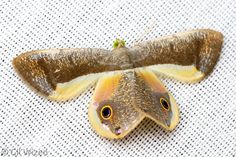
0, 0, 236, 156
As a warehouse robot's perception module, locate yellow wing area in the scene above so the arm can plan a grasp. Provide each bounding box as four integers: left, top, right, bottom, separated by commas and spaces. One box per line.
48, 73, 104, 101
147, 64, 205, 83
91, 72, 122, 103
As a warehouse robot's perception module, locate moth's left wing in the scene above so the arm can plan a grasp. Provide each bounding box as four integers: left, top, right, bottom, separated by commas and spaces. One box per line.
13, 48, 126, 101
129, 29, 223, 82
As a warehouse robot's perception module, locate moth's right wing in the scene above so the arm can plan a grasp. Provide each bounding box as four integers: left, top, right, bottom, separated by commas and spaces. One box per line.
129, 29, 223, 83
12, 48, 127, 101
134, 69, 179, 131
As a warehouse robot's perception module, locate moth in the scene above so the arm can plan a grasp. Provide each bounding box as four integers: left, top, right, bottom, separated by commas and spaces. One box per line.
13, 29, 223, 139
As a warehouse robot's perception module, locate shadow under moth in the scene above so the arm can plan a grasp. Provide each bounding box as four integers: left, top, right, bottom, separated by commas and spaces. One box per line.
13, 29, 223, 139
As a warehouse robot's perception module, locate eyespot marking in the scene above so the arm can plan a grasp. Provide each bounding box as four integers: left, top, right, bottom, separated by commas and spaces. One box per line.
160, 98, 170, 111
100, 105, 113, 120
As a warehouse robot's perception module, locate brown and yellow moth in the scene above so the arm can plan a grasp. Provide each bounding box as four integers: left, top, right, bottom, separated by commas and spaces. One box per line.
13, 29, 223, 139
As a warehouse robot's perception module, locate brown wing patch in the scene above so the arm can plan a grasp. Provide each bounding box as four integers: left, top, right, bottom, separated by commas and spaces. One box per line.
129, 29, 223, 82
134, 69, 179, 130
12, 48, 129, 100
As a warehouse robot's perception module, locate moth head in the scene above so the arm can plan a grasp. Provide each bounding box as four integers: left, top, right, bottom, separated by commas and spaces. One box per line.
113, 39, 126, 49
88, 100, 144, 139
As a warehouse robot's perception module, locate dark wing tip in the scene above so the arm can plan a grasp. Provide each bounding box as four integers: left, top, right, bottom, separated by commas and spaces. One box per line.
197, 29, 224, 76
12, 51, 54, 97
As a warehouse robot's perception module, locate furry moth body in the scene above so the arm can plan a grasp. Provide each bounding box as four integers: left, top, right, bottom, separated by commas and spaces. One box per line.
13, 29, 223, 139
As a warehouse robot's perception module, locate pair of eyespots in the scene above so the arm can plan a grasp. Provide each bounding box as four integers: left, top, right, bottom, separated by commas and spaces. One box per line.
100, 98, 170, 119
160, 98, 170, 111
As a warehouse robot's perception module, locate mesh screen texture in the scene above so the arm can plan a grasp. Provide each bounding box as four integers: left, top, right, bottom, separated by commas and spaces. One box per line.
0, 0, 236, 156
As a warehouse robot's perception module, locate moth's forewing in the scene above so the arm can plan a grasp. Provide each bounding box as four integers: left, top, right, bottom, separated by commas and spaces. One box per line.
13, 29, 223, 100
12, 48, 126, 101
129, 29, 223, 83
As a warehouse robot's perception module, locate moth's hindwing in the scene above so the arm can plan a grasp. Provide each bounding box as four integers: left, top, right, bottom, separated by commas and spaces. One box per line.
147, 64, 204, 83
48, 73, 103, 101
134, 69, 179, 130
89, 69, 180, 139
88, 71, 145, 139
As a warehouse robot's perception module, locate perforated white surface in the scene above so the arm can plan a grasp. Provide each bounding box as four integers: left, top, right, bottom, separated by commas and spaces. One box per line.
0, 0, 236, 156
